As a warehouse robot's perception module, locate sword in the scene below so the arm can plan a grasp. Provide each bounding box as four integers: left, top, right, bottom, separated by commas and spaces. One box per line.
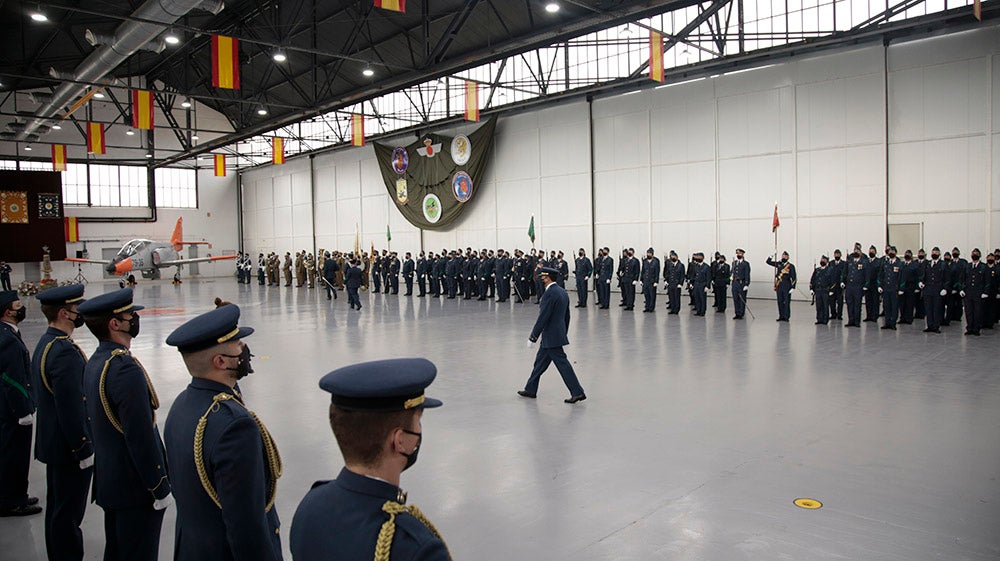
735, 287, 756, 320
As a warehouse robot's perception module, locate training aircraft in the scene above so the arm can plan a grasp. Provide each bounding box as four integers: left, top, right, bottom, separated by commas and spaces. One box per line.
66, 217, 236, 280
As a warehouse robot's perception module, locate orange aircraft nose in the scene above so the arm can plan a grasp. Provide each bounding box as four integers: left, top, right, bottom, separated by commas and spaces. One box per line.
113, 257, 134, 275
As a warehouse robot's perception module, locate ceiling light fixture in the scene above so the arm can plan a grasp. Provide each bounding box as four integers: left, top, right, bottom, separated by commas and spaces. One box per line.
545, 2, 560, 13
272, 50, 287, 63
180, 98, 192, 108
145, 153, 153, 158
126, 129, 135, 136
24, 145, 32, 151
191, 135, 199, 140
164, 31, 180, 45
362, 67, 375, 77
52, 124, 61, 130
257, 106, 268, 116
30, 9, 48, 22
93, 92, 105, 99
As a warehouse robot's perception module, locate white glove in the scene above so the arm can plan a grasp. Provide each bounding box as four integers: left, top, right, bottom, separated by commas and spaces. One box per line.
17, 414, 34, 426
898, 291, 904, 295
79, 455, 94, 470
982, 293, 988, 299
606, 280, 611, 284
743, 285, 749, 292
919, 282, 925, 289
153, 493, 174, 511
809, 290, 815, 296
828, 292, 834, 297
789, 289, 794, 295
520, 277, 525, 281
704, 287, 710, 293
840, 283, 845, 288
940, 289, 947, 296
960, 290, 966, 297
633, 281, 639, 286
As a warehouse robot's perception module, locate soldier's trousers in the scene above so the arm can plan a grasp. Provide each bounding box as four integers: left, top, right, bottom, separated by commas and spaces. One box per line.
643, 282, 657, 311
258, 270, 265, 285
668, 284, 682, 313
576, 279, 588, 306
523, 346, 584, 397
417, 275, 426, 296
624, 281, 637, 308
924, 292, 943, 330
829, 287, 843, 319
948, 292, 964, 321
447, 277, 458, 298
45, 462, 92, 561
899, 291, 915, 323
692, 285, 708, 315
914, 290, 925, 318
347, 287, 361, 308
404, 276, 413, 295
865, 289, 880, 320
101, 506, 165, 561
372, 275, 381, 292
391, 276, 399, 294
284, 270, 291, 286
713, 282, 727, 312
964, 295, 984, 333
776, 288, 791, 320
0, 421, 31, 509
815, 291, 830, 323
845, 286, 863, 325
882, 291, 899, 327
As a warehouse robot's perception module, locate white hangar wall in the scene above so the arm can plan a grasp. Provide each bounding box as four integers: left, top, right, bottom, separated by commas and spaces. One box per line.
241, 24, 999, 300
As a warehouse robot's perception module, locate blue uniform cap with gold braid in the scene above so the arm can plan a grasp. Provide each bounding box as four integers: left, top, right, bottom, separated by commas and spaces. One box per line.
538, 266, 560, 281
77, 287, 144, 316
321, 358, 443, 412
36, 284, 85, 306
0, 290, 18, 307
165, 304, 254, 353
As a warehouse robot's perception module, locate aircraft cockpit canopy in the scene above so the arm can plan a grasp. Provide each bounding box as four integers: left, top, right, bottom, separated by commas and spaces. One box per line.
118, 239, 153, 258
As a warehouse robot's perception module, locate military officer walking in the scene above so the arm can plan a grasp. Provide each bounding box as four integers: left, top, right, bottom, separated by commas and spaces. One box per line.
518, 268, 586, 403
345, 259, 363, 311
766, 252, 797, 321
663, 251, 685, 315
810, 257, 833, 325
323, 252, 339, 300
291, 358, 450, 561
0, 290, 40, 518
730, 249, 750, 319
31, 285, 94, 558
78, 288, 172, 561
164, 304, 283, 561
921, 247, 947, 333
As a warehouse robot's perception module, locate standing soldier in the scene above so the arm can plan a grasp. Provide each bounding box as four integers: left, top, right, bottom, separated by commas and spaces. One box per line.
592, 250, 604, 306
663, 250, 685, 315
623, 249, 640, 312
389, 252, 401, 295
402, 253, 415, 296
712, 254, 730, 314
445, 252, 458, 299
294, 252, 305, 287
828, 250, 846, 321
306, 253, 317, 289
31, 285, 94, 557
948, 247, 967, 324
961, 248, 990, 336
556, 252, 569, 289
163, 305, 282, 561
0, 261, 12, 291
0, 290, 40, 518
323, 252, 339, 301
810, 256, 833, 325
765, 251, 797, 322
78, 288, 172, 560
616, 249, 628, 307
921, 247, 947, 333
864, 245, 882, 322
574, 249, 593, 308
730, 248, 750, 320
640, 248, 661, 313
496, 250, 512, 303
415, 252, 428, 297
597, 248, 613, 310
844, 246, 867, 327
878, 246, 903, 330
899, 249, 919, 324
689, 253, 711, 316
986, 251, 999, 328
283, 252, 292, 287
257, 254, 266, 286
914, 249, 928, 320
513, 250, 528, 303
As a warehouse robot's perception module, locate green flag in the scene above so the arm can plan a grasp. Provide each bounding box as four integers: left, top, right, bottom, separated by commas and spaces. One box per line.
386, 224, 391, 242
528, 215, 535, 245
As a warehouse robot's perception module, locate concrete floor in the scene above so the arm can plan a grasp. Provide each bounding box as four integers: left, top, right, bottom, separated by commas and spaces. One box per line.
2, 279, 998, 561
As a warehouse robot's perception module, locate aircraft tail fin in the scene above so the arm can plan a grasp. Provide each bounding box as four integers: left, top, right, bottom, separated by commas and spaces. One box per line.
171, 218, 184, 251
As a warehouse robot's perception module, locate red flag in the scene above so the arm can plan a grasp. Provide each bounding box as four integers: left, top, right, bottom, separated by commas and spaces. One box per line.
214, 154, 226, 177
131, 89, 154, 130
772, 203, 780, 232
51, 144, 67, 171
464, 81, 479, 122
87, 122, 105, 154
211, 35, 240, 89
374, 0, 405, 12
649, 31, 665, 82
351, 114, 365, 147
272, 137, 285, 165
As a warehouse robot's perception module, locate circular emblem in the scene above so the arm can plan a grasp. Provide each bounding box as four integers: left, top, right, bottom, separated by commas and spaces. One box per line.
391, 147, 409, 174
395, 178, 408, 205
422, 194, 442, 224
44, 202, 54, 211
452, 171, 473, 203
450, 134, 471, 166
9, 203, 20, 213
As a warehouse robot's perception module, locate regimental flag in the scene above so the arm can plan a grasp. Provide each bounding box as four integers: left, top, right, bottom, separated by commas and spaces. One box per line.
0, 191, 28, 224
374, 0, 405, 12
131, 89, 154, 130
464, 80, 479, 122
38, 194, 61, 219
64, 216, 80, 242
87, 122, 105, 154
772, 202, 780, 232
974, 0, 982, 20
51, 144, 67, 171
386, 223, 391, 242
214, 154, 226, 177
351, 114, 365, 147
272, 137, 285, 165
211, 35, 240, 90
650, 30, 665, 82
528, 214, 535, 245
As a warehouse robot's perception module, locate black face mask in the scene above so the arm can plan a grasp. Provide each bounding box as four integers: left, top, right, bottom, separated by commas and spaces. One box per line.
854, 252, 861, 258
932, 253, 940, 260
221, 344, 254, 379
952, 252, 960, 259
14, 306, 26, 323
972, 253, 981, 261
400, 429, 422, 471
904, 255, 912, 261
869, 252, 876, 258
670, 257, 677, 262
68, 310, 85, 329
117, 314, 139, 338
988, 260, 996, 266
820, 261, 828, 267
781, 258, 788, 263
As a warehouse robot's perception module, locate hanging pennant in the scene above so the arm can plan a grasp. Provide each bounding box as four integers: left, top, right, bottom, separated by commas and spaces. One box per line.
212, 35, 241, 89
374, 0, 405, 13
51, 144, 67, 171
351, 114, 365, 147
650, 31, 665, 82
87, 122, 105, 154
214, 154, 227, 176
272, 137, 285, 165
131, 89, 154, 130
464, 80, 479, 122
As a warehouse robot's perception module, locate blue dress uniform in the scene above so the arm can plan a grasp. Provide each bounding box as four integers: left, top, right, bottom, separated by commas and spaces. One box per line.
415, 256, 427, 296
663, 253, 686, 314
961, 255, 991, 336
921, 253, 947, 332
164, 305, 283, 561
948, 250, 967, 323
766, 254, 797, 321
574, 253, 593, 308
844, 254, 867, 326
292, 358, 449, 561
622, 253, 640, 311
31, 285, 94, 559
323, 257, 339, 300
810, 262, 833, 325
730, 251, 750, 319
78, 288, 171, 561
865, 248, 883, 321
345, 264, 364, 310
712, 259, 730, 313
520, 268, 586, 401
828, 255, 846, 320
597, 253, 614, 309
878, 253, 904, 330
496, 253, 511, 302
690, 255, 711, 316
403, 257, 415, 295
900, 255, 920, 324
0, 290, 38, 516
641, 251, 661, 312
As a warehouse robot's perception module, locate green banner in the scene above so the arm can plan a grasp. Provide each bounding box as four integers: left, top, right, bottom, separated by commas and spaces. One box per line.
373, 117, 496, 230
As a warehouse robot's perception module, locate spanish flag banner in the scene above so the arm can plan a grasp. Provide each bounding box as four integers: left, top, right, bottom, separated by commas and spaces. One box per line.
974, 0, 982, 20
131, 89, 154, 130
374, 0, 405, 13
351, 114, 365, 147
649, 30, 665, 82
214, 154, 226, 177
464, 80, 479, 122
64, 216, 80, 242
272, 137, 285, 165
51, 144, 67, 172
87, 122, 105, 154
212, 35, 240, 90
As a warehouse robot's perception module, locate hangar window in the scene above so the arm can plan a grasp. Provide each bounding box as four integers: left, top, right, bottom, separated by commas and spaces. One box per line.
155, 167, 197, 209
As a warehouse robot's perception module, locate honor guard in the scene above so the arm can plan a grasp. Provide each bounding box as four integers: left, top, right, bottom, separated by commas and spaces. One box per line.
844, 247, 868, 327
258, 254, 266, 285
164, 304, 283, 561
864, 245, 882, 322
283, 253, 292, 286
323, 252, 339, 300
663, 250, 685, 315
878, 247, 903, 330
574, 249, 593, 308
712, 254, 730, 314
914, 249, 927, 319
921, 247, 947, 333
641, 248, 660, 312
690, 253, 711, 316
730, 249, 750, 319
403, 253, 415, 295
810, 256, 833, 325
899, 250, 919, 324
0, 290, 40, 518
497, 250, 512, 302
31, 285, 94, 557
961, 249, 990, 336
291, 358, 449, 561
623, 249, 640, 311
766, 252, 797, 321
390, 253, 401, 294
78, 288, 171, 561
597, 248, 613, 310
415, 252, 428, 297
829, 250, 846, 320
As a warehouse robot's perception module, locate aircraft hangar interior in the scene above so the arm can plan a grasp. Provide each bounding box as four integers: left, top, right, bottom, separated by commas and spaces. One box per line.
0, 1, 998, 560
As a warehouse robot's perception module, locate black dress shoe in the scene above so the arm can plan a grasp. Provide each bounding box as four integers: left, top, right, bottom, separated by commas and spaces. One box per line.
564, 394, 586, 404
517, 390, 536, 399
27, 497, 39, 506
624, 307, 633, 311
0, 504, 42, 517
815, 321, 826, 325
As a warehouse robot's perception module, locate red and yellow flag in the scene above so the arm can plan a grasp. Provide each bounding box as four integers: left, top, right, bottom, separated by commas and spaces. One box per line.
351, 114, 365, 147
772, 203, 780, 232
650, 30, 665, 82
211, 35, 240, 89
272, 137, 285, 165
51, 144, 67, 171
87, 122, 105, 154
374, 0, 405, 12
974, 0, 982, 20
464, 80, 479, 122
64, 217, 79, 242
131, 89, 154, 130
214, 154, 226, 177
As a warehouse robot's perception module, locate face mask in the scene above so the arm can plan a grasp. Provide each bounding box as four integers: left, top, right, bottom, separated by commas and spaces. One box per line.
834, 256, 841, 261
68, 310, 85, 328
671, 257, 677, 262
118, 314, 140, 338
221, 344, 254, 379
889, 253, 896, 258
737, 255, 743, 260
854, 252, 861, 258
820, 260, 828, 267
952, 252, 960, 259
932, 253, 940, 260
972, 253, 981, 261
400, 429, 422, 471
989, 260, 996, 266
869, 252, 876, 258
578, 253, 584, 257
904, 255, 911, 261
781, 257, 788, 263
14, 306, 26, 323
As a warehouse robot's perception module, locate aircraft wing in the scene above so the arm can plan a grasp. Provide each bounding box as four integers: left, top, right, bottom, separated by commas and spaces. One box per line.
158, 255, 237, 267
66, 257, 112, 265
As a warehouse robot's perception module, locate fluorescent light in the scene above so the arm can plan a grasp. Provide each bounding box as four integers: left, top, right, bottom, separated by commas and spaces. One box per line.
125, 129, 135, 136
545, 2, 560, 13
362, 68, 374, 77
30, 11, 48, 22
93, 92, 105, 99
654, 77, 706, 90
272, 51, 287, 63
